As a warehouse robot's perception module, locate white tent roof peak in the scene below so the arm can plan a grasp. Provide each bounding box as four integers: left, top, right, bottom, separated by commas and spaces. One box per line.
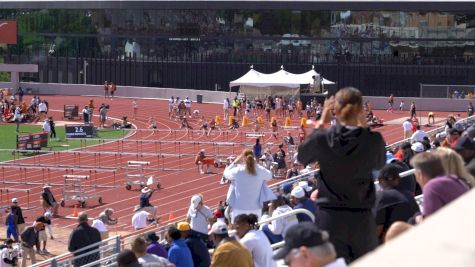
229, 67, 322, 88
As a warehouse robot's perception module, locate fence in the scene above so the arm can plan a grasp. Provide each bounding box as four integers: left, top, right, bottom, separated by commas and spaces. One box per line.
420, 84, 475, 98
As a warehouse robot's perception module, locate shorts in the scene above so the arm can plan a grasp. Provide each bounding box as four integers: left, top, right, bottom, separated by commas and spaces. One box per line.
152, 125, 157, 129
38, 230, 47, 241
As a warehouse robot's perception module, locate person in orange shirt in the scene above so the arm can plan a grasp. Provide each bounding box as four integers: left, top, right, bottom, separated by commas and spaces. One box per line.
21, 101, 27, 113
88, 99, 95, 123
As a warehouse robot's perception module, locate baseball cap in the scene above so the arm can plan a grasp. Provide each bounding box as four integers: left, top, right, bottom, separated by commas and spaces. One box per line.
290, 186, 305, 198
213, 209, 224, 218
453, 136, 475, 151
386, 152, 397, 164
177, 222, 191, 231
280, 183, 293, 194
190, 195, 202, 209
208, 221, 228, 235
11, 198, 17, 203
298, 181, 313, 192
273, 222, 329, 260
411, 142, 424, 153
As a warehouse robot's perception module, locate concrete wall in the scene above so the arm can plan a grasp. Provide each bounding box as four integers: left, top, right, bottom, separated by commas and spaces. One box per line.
363, 96, 474, 112
0, 81, 473, 110
0, 82, 235, 104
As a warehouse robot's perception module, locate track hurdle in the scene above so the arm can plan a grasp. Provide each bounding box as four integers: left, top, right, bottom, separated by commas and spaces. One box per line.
0, 188, 35, 210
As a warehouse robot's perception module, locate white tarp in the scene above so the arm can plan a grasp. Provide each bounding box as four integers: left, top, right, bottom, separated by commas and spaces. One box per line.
229, 67, 321, 88
322, 78, 335, 85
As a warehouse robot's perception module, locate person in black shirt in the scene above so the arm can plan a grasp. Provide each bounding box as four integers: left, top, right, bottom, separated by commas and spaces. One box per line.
298, 87, 386, 263
375, 164, 420, 243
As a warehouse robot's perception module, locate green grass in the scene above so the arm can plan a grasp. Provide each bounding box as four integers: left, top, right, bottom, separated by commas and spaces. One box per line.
0, 124, 126, 162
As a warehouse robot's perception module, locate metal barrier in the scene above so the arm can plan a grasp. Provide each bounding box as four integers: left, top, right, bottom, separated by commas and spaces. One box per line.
0, 188, 35, 210
30, 235, 121, 267
386, 114, 475, 150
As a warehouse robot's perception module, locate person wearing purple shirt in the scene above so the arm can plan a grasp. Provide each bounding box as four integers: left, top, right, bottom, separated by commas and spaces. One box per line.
410, 152, 470, 217
145, 232, 168, 259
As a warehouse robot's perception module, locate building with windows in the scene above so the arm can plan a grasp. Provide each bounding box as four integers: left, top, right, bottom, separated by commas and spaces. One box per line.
1, 0, 475, 96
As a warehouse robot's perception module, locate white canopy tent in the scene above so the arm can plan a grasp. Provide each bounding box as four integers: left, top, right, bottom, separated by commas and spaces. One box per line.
229, 66, 323, 97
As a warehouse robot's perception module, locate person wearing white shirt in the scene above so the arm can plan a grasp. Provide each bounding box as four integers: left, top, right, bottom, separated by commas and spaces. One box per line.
184, 96, 192, 118
0, 239, 18, 267
131, 209, 151, 230
260, 196, 298, 244
14, 107, 21, 132
234, 213, 277, 267
410, 125, 428, 143
402, 119, 413, 139
168, 96, 175, 118
42, 119, 51, 134
223, 98, 230, 120
224, 149, 272, 222
38, 101, 47, 121
186, 195, 213, 237
91, 219, 108, 240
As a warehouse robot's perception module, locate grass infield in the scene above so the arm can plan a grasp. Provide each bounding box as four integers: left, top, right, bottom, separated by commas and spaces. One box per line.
0, 124, 125, 162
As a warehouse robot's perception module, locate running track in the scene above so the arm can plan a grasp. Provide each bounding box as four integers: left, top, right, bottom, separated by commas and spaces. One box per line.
0, 95, 461, 233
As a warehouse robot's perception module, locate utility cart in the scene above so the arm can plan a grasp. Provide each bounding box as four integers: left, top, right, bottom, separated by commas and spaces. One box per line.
125, 161, 161, 190
60, 175, 103, 208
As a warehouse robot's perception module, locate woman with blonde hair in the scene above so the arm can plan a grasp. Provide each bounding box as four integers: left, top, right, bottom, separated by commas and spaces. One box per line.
224, 149, 273, 222
434, 147, 475, 188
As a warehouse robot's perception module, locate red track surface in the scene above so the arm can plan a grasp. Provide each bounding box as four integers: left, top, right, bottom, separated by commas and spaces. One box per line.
0, 95, 462, 233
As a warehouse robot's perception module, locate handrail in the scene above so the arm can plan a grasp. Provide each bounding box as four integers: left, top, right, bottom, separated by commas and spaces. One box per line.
31, 235, 120, 267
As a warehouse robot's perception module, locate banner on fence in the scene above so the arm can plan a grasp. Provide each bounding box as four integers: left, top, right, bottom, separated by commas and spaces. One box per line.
16, 132, 48, 150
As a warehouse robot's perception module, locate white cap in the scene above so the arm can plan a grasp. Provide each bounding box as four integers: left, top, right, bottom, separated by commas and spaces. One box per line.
200, 149, 205, 153
291, 186, 305, 198
298, 181, 313, 192
11, 198, 18, 203
411, 142, 425, 153
208, 221, 228, 235
191, 195, 202, 209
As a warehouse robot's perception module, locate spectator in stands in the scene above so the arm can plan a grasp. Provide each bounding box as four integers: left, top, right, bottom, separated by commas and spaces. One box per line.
260, 195, 298, 244
298, 87, 386, 263
209, 221, 253, 267
234, 213, 276, 267
410, 152, 470, 218
273, 222, 347, 267
435, 147, 475, 188
68, 213, 101, 267
375, 164, 420, 243
410, 125, 428, 143
186, 195, 213, 239
167, 226, 194, 267
411, 142, 425, 154
132, 236, 173, 266
285, 164, 300, 179
290, 186, 317, 222
10, 198, 25, 235
442, 128, 460, 148
224, 149, 273, 222
177, 221, 211, 267
20, 221, 44, 267
146, 232, 168, 259
453, 136, 475, 177
117, 249, 141, 267
40, 184, 59, 216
